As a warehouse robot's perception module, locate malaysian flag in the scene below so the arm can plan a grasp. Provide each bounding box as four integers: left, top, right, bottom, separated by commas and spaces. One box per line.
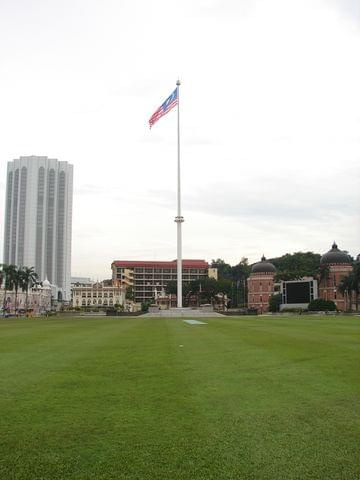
149, 88, 178, 128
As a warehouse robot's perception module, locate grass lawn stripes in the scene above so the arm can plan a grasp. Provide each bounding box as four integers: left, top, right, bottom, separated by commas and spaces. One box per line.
0, 315, 359, 479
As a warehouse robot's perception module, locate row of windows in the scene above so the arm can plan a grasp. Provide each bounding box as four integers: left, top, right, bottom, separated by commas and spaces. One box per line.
78, 299, 115, 306
129, 268, 207, 274
133, 275, 203, 285
79, 292, 114, 298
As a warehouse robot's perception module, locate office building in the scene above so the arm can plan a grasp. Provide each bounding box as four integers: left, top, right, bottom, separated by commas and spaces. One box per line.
111, 259, 218, 303
3, 156, 73, 300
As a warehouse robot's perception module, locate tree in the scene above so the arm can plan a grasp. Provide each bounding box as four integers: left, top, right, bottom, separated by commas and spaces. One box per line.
230, 258, 251, 307
165, 280, 177, 295
20, 267, 38, 315
351, 262, 360, 311
216, 278, 233, 297
317, 264, 330, 285
269, 252, 321, 281
269, 293, 282, 312
2, 264, 16, 315
125, 286, 134, 301
191, 278, 220, 303
11, 266, 22, 316
0, 265, 5, 314
0, 265, 4, 290
338, 263, 360, 311
211, 259, 232, 279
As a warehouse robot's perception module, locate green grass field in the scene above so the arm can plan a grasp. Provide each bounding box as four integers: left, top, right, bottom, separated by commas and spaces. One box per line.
0, 315, 359, 480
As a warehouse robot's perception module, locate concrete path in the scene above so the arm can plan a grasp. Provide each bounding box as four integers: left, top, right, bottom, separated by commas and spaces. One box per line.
141, 308, 225, 318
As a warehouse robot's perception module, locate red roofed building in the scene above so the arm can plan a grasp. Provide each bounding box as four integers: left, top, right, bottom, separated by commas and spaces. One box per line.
111, 259, 217, 303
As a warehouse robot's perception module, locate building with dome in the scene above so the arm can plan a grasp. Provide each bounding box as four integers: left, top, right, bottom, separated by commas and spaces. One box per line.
0, 280, 52, 315
318, 242, 353, 310
248, 242, 355, 313
247, 256, 276, 313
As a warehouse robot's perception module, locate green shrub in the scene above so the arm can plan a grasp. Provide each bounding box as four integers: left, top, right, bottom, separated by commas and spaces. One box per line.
308, 299, 337, 311
269, 293, 282, 312
141, 300, 153, 313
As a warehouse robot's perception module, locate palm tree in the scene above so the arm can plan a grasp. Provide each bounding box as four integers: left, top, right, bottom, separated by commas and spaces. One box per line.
2, 264, 16, 315
338, 274, 354, 311
317, 264, 330, 286
352, 262, 360, 311
20, 267, 38, 315
0, 265, 4, 314
11, 266, 23, 316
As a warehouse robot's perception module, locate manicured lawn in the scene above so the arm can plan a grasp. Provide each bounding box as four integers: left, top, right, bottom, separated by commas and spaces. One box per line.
0, 315, 359, 480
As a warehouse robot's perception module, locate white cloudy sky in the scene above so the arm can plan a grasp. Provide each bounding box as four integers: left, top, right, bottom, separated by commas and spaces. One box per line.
0, 0, 359, 279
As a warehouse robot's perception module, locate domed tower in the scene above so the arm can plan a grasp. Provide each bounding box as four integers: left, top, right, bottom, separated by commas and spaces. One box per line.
318, 242, 352, 310
247, 256, 276, 313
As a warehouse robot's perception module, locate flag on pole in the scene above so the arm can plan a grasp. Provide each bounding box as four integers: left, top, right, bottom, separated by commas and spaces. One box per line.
148, 88, 178, 128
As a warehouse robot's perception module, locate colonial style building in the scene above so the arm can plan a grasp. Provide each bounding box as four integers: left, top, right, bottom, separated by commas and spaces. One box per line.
71, 281, 126, 309
111, 259, 218, 304
247, 256, 276, 313
318, 242, 353, 311
0, 279, 52, 315
248, 243, 355, 313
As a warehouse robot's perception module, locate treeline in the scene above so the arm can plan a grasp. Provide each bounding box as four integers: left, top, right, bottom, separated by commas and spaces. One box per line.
212, 252, 323, 282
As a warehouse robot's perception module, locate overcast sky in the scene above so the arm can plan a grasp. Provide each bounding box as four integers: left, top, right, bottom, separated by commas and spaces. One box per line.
0, 0, 359, 279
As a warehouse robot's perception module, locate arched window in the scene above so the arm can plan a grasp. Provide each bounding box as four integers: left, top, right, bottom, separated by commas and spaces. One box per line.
82, 299, 86, 306
103, 299, 108, 306
93, 299, 96, 304
109, 299, 113, 305
87, 299, 91, 305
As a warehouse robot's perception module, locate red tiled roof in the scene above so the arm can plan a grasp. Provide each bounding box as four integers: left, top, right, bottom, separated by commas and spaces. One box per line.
112, 259, 209, 268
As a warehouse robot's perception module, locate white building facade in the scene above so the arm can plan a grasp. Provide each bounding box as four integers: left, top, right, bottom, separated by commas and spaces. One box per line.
3, 156, 73, 301
0, 283, 52, 315
71, 282, 127, 309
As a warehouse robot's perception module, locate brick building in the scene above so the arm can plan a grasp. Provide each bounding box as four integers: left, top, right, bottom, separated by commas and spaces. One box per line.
247, 256, 276, 313
248, 243, 355, 312
318, 242, 353, 310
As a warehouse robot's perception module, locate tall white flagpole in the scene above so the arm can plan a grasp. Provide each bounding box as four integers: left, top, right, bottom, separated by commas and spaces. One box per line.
175, 79, 184, 308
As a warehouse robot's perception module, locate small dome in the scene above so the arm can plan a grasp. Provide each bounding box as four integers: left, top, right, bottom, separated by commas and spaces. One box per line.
251, 255, 276, 274
42, 278, 51, 289
320, 242, 352, 265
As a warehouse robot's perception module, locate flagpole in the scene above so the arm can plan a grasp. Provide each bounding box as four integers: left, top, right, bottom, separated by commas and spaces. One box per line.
175, 79, 184, 308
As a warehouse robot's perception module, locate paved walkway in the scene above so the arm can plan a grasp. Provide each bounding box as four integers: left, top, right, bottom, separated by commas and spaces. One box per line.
141, 308, 225, 318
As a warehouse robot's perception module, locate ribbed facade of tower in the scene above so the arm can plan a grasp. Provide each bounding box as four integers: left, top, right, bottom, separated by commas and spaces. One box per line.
3, 156, 73, 301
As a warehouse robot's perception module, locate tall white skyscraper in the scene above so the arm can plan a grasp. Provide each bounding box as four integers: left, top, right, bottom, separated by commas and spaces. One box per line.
3, 156, 73, 301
